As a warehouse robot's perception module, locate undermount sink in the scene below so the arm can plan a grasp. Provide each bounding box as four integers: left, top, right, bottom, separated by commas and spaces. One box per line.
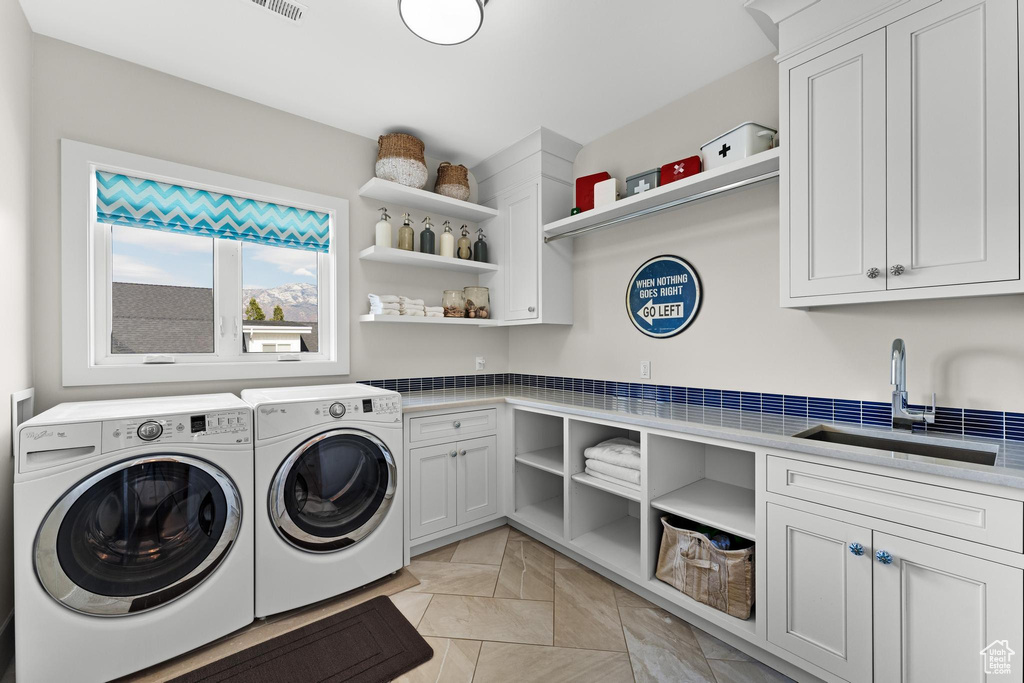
795, 425, 998, 466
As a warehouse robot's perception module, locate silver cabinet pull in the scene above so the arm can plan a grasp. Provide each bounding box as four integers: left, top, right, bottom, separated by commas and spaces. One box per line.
453, 421, 461, 429
889, 264, 905, 276
528, 306, 536, 313
449, 450, 457, 458
866, 268, 880, 279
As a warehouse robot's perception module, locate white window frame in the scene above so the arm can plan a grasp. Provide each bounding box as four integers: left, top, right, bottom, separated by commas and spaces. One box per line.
61, 139, 350, 386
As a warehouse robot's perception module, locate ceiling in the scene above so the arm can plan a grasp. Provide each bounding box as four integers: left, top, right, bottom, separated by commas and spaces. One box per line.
18, 0, 775, 166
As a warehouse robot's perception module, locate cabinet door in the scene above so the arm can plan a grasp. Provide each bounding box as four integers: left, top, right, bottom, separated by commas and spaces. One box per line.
503, 182, 541, 321
456, 436, 498, 525
409, 443, 458, 539
886, 0, 1019, 289
767, 504, 873, 683
873, 532, 1023, 683
788, 30, 888, 298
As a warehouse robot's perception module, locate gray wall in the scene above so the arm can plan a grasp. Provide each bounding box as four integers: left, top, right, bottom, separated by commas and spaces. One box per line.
30, 36, 509, 412
0, 0, 32, 644
510, 56, 1024, 411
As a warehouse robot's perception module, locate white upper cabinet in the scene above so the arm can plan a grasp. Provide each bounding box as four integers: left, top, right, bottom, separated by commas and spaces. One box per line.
501, 182, 542, 321
778, 0, 1022, 306
788, 30, 888, 297
885, 0, 1020, 289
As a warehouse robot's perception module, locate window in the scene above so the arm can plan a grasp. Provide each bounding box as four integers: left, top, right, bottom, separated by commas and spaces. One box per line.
61, 140, 350, 386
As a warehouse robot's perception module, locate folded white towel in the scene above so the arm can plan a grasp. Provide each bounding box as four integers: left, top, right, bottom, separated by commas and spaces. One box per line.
402, 310, 425, 317
424, 306, 444, 314
399, 296, 425, 306
585, 458, 641, 485
584, 437, 641, 471
373, 302, 400, 311
368, 294, 400, 304
426, 312, 444, 318
369, 308, 400, 316
400, 303, 426, 311
585, 466, 640, 491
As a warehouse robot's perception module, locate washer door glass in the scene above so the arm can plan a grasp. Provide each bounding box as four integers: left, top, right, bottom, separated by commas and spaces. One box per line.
271, 430, 396, 552
36, 456, 241, 616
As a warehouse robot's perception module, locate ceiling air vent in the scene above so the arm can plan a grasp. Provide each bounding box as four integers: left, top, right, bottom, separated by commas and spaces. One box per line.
246, 0, 306, 23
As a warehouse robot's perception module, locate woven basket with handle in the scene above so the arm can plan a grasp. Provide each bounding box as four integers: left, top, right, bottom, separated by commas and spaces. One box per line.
655, 517, 755, 619
376, 133, 428, 189
434, 162, 471, 201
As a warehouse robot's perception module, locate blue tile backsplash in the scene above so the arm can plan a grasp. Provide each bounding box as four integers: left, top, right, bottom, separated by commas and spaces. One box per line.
360, 373, 1024, 443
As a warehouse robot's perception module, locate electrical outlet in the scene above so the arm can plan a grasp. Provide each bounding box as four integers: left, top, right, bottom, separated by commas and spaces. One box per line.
640, 361, 651, 379
476, 356, 486, 371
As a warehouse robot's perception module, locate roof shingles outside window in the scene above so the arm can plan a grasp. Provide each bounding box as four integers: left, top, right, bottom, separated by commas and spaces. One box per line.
111, 282, 317, 354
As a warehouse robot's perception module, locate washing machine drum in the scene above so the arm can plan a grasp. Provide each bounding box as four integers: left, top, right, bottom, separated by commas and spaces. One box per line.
269, 429, 396, 552
34, 456, 242, 616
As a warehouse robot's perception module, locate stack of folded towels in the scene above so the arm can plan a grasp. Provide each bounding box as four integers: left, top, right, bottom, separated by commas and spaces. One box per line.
367, 293, 400, 316
399, 296, 425, 317
424, 305, 444, 318
584, 437, 641, 490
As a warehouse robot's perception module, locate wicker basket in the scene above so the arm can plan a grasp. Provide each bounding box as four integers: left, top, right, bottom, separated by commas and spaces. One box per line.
434, 162, 471, 201
655, 517, 755, 619
376, 133, 428, 189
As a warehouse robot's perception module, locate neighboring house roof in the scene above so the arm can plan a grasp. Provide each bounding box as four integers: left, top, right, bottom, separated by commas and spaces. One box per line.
111, 282, 318, 354
111, 283, 214, 354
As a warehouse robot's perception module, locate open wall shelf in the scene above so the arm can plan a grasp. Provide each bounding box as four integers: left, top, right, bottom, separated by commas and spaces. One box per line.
358, 178, 499, 223
543, 148, 780, 241
358, 314, 498, 326
651, 478, 755, 541
359, 245, 499, 274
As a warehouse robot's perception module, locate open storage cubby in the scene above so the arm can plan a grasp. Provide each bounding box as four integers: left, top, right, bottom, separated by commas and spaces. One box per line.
645, 433, 756, 624
513, 410, 565, 538
568, 419, 643, 578
567, 419, 641, 500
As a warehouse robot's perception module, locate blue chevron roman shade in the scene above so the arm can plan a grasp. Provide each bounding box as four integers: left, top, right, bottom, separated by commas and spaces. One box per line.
95, 171, 330, 253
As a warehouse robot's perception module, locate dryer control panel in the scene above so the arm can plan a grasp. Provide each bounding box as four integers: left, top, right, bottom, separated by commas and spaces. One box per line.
256, 395, 401, 441
103, 408, 252, 452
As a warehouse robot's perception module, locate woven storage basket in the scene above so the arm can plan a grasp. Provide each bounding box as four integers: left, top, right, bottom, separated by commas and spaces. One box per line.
655, 517, 755, 620
376, 133, 428, 189
434, 162, 471, 201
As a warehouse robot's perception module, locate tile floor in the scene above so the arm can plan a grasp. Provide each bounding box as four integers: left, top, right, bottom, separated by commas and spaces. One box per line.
1, 525, 794, 682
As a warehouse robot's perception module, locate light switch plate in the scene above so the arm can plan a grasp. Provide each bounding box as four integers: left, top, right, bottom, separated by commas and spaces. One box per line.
475, 356, 486, 371
640, 361, 651, 379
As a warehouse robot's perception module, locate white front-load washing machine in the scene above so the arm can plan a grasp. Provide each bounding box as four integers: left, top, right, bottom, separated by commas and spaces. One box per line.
14, 394, 254, 682
242, 384, 403, 618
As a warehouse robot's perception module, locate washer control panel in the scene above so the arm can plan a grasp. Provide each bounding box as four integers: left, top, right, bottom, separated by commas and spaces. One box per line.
256, 394, 401, 440
104, 409, 252, 452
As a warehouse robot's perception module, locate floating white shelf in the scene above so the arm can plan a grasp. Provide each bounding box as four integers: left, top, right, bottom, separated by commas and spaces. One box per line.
573, 516, 641, 579
543, 148, 780, 241
358, 177, 499, 223
358, 314, 498, 326
515, 496, 564, 538
571, 472, 641, 502
358, 245, 499, 274
650, 478, 756, 541
515, 447, 565, 476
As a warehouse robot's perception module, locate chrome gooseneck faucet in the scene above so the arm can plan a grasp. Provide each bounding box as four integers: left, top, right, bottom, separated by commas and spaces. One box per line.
890, 338, 936, 428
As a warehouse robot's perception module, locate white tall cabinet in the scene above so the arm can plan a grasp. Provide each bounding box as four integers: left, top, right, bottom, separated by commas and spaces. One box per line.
472, 128, 580, 325
772, 0, 1023, 306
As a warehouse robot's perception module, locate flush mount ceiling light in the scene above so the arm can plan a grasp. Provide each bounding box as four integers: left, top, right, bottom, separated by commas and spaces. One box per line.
399, 0, 487, 46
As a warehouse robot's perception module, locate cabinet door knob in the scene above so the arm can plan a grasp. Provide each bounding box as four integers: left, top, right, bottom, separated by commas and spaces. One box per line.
866, 268, 880, 279
528, 306, 536, 313
875, 550, 894, 565
449, 450, 457, 458
889, 264, 905, 276
459, 449, 467, 456
849, 542, 865, 556
453, 421, 461, 429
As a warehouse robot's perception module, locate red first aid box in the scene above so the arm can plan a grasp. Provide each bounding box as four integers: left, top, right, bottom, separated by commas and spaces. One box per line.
660, 156, 702, 186
575, 172, 612, 212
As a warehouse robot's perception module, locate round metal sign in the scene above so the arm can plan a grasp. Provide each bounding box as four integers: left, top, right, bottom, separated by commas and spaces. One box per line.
626, 255, 702, 338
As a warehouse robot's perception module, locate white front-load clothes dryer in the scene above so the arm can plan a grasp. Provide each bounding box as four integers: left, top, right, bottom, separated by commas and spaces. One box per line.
242, 384, 403, 618
13, 394, 254, 683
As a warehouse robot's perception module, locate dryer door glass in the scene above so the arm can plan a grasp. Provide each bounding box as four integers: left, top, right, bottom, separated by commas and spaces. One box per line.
271, 430, 396, 552
36, 456, 242, 616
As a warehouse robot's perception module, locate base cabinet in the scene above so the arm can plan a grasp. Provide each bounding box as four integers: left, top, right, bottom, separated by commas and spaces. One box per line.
769, 503, 1024, 683
409, 436, 497, 539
